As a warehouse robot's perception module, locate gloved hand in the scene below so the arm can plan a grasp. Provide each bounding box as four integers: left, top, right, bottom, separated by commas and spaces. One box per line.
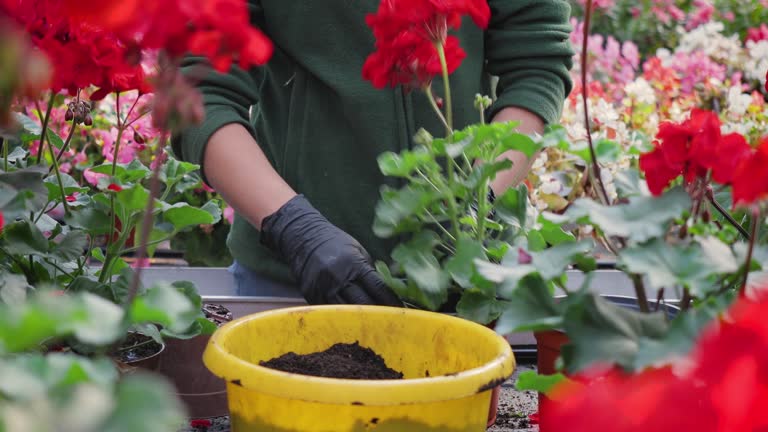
260, 194, 403, 306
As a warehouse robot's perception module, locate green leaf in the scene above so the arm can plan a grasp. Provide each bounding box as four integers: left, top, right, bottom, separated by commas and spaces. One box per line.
66, 294, 124, 345
462, 159, 512, 189
494, 184, 528, 229
444, 236, 485, 289
109, 267, 140, 305
375, 261, 409, 299
614, 168, 649, 198
0, 271, 29, 306
560, 293, 670, 373
115, 184, 151, 216
495, 274, 563, 334
102, 374, 185, 432
49, 230, 88, 262
163, 203, 216, 231
65, 203, 113, 235
563, 138, 621, 163
515, 370, 569, 395
619, 238, 738, 297
547, 187, 691, 243
537, 217, 576, 246
373, 185, 438, 238
90, 161, 150, 183
391, 231, 450, 310
530, 240, 593, 280
500, 132, 541, 158
3, 220, 49, 255
129, 283, 200, 333
377, 148, 432, 178
160, 157, 199, 184
0, 166, 48, 216
634, 298, 725, 369
456, 292, 506, 324
43, 173, 86, 202
68, 276, 112, 300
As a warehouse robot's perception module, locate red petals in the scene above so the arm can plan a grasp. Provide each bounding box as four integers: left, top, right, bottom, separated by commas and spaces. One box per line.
189, 419, 212, 429
638, 109, 761, 202
732, 137, 768, 206
363, 0, 487, 90
107, 183, 122, 192
546, 291, 768, 432
65, 194, 77, 202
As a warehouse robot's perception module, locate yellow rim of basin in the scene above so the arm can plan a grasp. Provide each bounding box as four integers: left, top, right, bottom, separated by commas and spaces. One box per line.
203, 305, 515, 406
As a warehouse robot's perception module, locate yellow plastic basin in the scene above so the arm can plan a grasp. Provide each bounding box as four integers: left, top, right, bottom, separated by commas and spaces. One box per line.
203, 305, 515, 432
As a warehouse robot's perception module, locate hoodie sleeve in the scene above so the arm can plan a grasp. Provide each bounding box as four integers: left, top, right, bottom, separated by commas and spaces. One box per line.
170, 0, 264, 181
484, 0, 575, 125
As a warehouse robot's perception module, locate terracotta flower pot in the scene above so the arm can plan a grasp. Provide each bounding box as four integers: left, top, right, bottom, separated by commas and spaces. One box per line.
157, 334, 229, 419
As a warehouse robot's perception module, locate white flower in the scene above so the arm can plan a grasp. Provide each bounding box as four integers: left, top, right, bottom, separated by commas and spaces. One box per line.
593, 99, 620, 125
726, 86, 752, 117
539, 174, 563, 195
625, 77, 656, 105
745, 40, 768, 85
676, 22, 744, 65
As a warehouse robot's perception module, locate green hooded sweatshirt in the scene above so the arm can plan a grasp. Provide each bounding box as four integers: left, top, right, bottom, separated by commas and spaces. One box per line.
172, 0, 574, 285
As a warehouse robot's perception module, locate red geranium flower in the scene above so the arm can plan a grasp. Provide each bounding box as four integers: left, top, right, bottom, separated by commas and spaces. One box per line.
107, 183, 122, 192
732, 137, 768, 206
363, 0, 489, 90
639, 109, 752, 196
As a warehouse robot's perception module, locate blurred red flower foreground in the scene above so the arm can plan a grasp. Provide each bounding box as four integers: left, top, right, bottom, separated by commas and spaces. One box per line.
545, 288, 768, 432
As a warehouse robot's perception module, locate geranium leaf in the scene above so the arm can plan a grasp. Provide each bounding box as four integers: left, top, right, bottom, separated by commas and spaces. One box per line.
515, 370, 569, 395
444, 236, 485, 289
619, 238, 737, 297
546, 186, 690, 243
560, 293, 669, 373
163, 202, 216, 231
495, 274, 563, 334
391, 230, 450, 308
456, 292, 507, 324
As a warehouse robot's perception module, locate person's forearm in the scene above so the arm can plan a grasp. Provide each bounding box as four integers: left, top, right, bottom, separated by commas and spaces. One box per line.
203, 123, 296, 229
489, 106, 545, 194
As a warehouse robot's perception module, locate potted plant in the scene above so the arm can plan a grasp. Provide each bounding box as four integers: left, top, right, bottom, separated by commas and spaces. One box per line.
0, 0, 275, 427
471, 1, 768, 428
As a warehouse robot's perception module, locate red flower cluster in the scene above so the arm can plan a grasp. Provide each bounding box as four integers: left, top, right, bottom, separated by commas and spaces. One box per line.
61, 0, 273, 72
639, 109, 768, 206
1, 0, 272, 98
362, 0, 490, 89
2, 0, 149, 98
545, 290, 768, 432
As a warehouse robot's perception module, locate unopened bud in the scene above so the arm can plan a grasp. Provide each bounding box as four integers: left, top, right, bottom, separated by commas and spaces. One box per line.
678, 224, 688, 239
133, 130, 145, 144
436, 97, 444, 109
84, 114, 93, 126
65, 108, 74, 121
702, 209, 711, 223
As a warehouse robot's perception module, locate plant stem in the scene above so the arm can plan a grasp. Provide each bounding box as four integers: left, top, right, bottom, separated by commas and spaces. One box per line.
477, 181, 490, 243
45, 129, 70, 215
630, 273, 650, 313
681, 288, 693, 311
424, 85, 451, 132
48, 123, 78, 174
740, 208, 760, 297
35, 93, 56, 165
123, 133, 169, 308
105, 95, 127, 270
3, 139, 7, 172
706, 189, 750, 239
436, 44, 453, 133
579, 0, 610, 206
122, 235, 174, 254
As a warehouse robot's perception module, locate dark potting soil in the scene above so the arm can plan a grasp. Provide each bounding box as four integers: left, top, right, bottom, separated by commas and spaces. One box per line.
260, 341, 404, 380
117, 333, 163, 363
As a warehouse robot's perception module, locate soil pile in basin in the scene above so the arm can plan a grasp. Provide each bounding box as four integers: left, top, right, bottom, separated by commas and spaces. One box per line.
260, 341, 404, 380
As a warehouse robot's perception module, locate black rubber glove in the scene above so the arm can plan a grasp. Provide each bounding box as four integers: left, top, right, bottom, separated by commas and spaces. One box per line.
260, 195, 403, 306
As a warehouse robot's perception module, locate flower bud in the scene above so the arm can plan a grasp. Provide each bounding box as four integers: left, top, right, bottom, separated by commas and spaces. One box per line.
133, 130, 146, 144
65, 108, 74, 121
84, 114, 93, 126
702, 209, 711, 223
